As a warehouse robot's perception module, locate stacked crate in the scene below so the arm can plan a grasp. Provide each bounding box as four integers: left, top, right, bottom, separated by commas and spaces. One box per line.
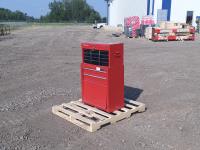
141, 16, 155, 26
141, 16, 155, 37
145, 27, 153, 40
152, 22, 195, 41
124, 16, 140, 38
175, 27, 195, 41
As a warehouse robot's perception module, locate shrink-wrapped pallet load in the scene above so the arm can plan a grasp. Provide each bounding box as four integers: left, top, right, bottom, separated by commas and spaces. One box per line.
124, 16, 140, 38
141, 16, 155, 26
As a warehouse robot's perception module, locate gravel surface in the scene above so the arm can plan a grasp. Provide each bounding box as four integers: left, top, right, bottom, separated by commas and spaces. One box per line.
0, 25, 200, 150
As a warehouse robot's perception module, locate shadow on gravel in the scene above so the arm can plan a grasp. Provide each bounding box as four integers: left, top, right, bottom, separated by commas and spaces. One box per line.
124, 86, 143, 101
0, 35, 14, 41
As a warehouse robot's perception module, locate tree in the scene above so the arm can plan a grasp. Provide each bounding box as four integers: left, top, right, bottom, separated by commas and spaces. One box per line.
48, 0, 65, 22
42, 0, 101, 23
0, 8, 35, 21
63, 0, 72, 20
87, 10, 101, 23
102, 17, 107, 23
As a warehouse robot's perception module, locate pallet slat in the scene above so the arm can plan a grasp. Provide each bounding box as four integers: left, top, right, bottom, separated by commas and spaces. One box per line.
71, 100, 113, 118
63, 103, 106, 121
52, 99, 146, 132
55, 106, 96, 124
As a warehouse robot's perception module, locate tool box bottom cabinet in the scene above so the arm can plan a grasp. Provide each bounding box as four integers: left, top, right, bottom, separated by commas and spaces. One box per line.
81, 63, 124, 113
82, 64, 108, 110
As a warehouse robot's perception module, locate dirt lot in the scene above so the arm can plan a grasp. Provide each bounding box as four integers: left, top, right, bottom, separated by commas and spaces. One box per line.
0, 25, 200, 150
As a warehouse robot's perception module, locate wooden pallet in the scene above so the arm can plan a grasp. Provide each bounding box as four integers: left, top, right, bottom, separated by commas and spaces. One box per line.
52, 99, 146, 132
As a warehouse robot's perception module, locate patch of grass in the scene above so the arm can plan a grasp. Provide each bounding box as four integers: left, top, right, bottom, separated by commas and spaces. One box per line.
0, 22, 91, 31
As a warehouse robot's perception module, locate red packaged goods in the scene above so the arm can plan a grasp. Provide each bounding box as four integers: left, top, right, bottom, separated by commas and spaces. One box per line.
141, 16, 155, 25
124, 16, 140, 38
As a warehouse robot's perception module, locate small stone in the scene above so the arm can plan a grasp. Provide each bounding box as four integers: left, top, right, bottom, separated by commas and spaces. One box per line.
31, 146, 38, 150
179, 126, 183, 131
121, 139, 125, 143
139, 142, 146, 147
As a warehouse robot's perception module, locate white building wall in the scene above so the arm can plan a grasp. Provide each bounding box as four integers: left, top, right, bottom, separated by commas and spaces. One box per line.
109, 0, 147, 26
170, 0, 200, 26
109, 0, 200, 27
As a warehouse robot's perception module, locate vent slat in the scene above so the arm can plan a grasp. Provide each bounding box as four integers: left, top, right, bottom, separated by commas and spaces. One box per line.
83, 49, 109, 66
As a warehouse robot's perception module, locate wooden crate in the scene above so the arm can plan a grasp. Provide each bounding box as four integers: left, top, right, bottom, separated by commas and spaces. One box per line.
52, 99, 146, 132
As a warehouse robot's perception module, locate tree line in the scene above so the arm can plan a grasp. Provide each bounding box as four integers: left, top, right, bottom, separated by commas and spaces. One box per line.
0, 8, 35, 22
41, 0, 102, 23
0, 0, 105, 23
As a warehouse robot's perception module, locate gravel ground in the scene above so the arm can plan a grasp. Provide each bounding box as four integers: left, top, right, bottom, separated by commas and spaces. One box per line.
0, 25, 200, 150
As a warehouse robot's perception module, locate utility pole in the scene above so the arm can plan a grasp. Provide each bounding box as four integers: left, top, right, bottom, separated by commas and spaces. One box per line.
105, 0, 110, 24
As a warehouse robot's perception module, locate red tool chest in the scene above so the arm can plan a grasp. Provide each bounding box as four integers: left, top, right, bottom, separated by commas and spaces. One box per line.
81, 42, 124, 113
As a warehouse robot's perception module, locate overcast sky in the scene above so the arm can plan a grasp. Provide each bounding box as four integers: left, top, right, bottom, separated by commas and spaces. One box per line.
0, 0, 107, 18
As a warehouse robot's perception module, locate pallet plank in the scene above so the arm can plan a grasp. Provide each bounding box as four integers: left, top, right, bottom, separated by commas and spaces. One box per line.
71, 100, 113, 118
125, 99, 146, 112
125, 104, 137, 109
63, 103, 106, 121
55, 106, 96, 124
121, 108, 130, 112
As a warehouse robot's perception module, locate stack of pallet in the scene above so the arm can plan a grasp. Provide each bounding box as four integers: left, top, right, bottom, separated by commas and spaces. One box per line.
152, 22, 195, 41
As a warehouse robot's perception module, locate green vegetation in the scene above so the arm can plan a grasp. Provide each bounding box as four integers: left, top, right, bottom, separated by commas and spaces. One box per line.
40, 0, 102, 23
0, 24, 11, 36
0, 8, 35, 22
0, 0, 104, 24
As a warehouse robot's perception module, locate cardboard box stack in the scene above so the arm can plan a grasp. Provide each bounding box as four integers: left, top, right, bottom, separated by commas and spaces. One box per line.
151, 22, 195, 41
141, 16, 155, 37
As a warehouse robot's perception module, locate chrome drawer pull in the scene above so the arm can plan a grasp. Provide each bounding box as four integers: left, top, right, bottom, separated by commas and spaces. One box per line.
84, 74, 107, 80
83, 67, 106, 73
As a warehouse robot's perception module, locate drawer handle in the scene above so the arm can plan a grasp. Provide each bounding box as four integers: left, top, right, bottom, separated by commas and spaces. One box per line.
83, 67, 106, 73
114, 52, 121, 57
84, 74, 107, 80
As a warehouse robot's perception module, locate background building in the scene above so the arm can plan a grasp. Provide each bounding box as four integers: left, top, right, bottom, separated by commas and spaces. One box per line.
108, 0, 200, 26
108, 0, 148, 26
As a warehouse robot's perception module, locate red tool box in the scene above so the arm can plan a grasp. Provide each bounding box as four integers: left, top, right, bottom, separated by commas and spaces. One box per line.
81, 42, 124, 113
